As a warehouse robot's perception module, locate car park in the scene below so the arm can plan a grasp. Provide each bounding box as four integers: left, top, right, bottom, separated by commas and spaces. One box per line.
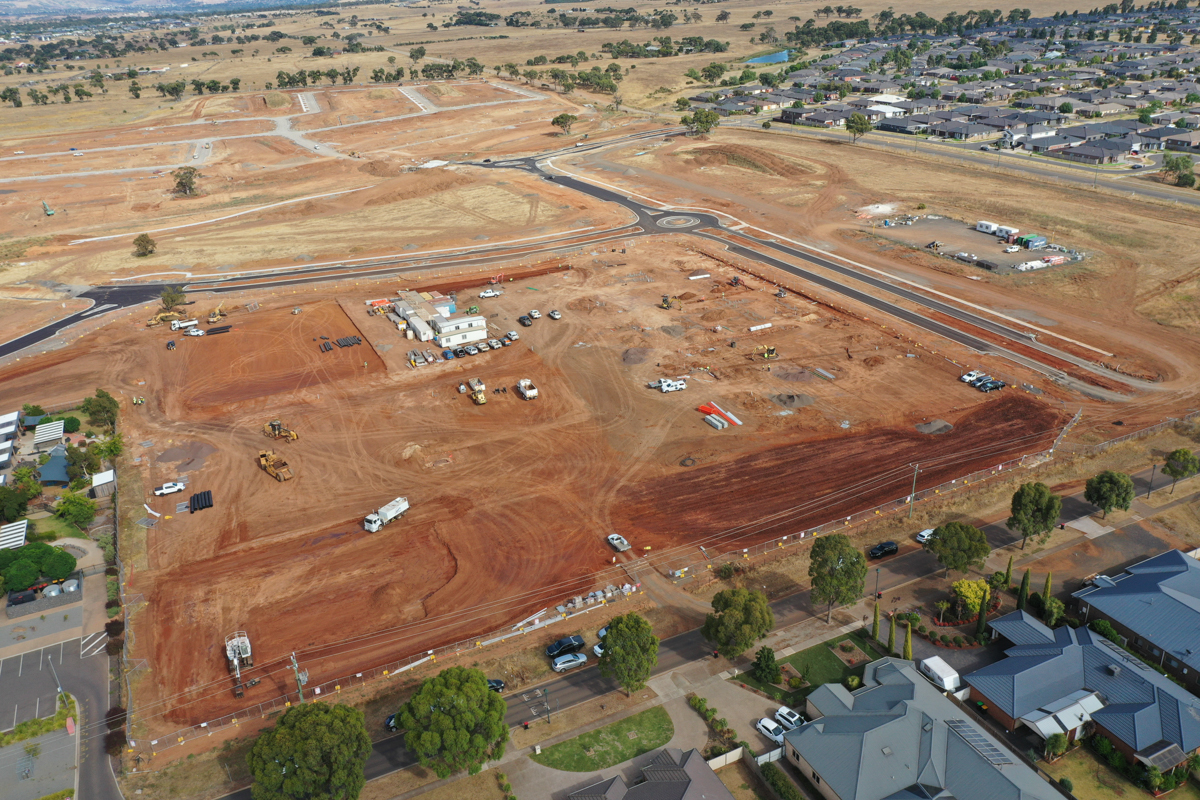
607, 534, 631, 552
869, 541, 899, 559
454, 347, 468, 359
546, 635, 586, 658
775, 706, 804, 731
487, 679, 505, 693
756, 717, 785, 745
518, 316, 533, 327
916, 528, 936, 544
548, 310, 562, 320
154, 482, 186, 496
507, 330, 520, 341
960, 370, 983, 383
443, 349, 456, 360
552, 653, 588, 672
465, 345, 479, 356
476, 341, 490, 352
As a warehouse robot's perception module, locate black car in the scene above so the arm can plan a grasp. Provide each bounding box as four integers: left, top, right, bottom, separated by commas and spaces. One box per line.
518, 315, 533, 327
487, 679, 505, 693
454, 347, 468, 359
869, 541, 899, 559
546, 635, 585, 659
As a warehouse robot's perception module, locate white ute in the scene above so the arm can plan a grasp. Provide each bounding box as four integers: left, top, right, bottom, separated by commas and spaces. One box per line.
648, 378, 687, 393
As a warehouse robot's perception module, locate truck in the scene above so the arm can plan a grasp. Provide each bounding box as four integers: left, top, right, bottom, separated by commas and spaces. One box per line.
171, 319, 199, 331
468, 377, 486, 393
517, 379, 538, 400
648, 378, 687, 393
918, 656, 961, 692
364, 496, 409, 532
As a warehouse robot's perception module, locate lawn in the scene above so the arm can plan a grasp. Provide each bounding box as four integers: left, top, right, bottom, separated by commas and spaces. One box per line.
29, 514, 90, 541
1040, 747, 1200, 800
734, 629, 882, 705
529, 707, 674, 772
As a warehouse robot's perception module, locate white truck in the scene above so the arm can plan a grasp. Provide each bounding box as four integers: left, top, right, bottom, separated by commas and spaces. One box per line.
648, 378, 687, 393
517, 379, 538, 400
171, 319, 199, 331
364, 496, 409, 532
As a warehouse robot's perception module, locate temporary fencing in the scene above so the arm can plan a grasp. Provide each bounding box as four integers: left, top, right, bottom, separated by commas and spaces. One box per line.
1071, 410, 1200, 456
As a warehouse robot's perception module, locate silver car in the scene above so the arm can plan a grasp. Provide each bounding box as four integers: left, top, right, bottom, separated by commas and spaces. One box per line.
552, 653, 587, 672
476, 341, 491, 352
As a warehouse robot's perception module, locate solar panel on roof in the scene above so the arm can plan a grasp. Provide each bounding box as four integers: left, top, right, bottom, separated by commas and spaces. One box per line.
947, 719, 1013, 765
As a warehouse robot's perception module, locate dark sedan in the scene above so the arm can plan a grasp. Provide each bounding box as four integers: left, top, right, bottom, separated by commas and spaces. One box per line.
869, 541, 899, 559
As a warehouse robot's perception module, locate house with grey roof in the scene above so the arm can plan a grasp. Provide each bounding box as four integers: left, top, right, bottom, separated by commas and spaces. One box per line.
783, 658, 1060, 800
966, 610, 1200, 772
567, 748, 734, 800
1073, 550, 1200, 688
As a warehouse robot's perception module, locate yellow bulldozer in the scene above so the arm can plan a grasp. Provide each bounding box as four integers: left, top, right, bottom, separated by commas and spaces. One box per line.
262, 419, 298, 442
146, 310, 183, 327
258, 450, 293, 481
207, 301, 227, 325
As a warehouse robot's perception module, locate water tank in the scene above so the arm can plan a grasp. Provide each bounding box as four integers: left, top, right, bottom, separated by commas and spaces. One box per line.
43, 584, 62, 597
62, 579, 79, 593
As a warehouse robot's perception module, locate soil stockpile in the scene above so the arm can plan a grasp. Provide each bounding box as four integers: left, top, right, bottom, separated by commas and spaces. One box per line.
915, 420, 953, 435
770, 393, 814, 409
622, 348, 651, 365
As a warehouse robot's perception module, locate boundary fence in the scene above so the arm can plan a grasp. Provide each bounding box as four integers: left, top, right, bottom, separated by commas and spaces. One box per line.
1072, 410, 1200, 455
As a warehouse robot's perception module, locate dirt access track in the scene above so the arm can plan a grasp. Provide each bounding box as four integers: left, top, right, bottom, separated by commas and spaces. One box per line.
0, 242, 1068, 737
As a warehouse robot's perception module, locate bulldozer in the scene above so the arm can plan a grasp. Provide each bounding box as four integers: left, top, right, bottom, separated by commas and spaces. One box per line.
258, 450, 294, 481
207, 301, 227, 325
146, 310, 183, 327
262, 419, 298, 442
755, 345, 778, 360
660, 295, 681, 310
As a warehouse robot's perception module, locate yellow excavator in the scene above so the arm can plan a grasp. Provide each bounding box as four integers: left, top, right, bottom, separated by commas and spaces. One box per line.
147, 310, 183, 327
755, 345, 778, 360
258, 450, 294, 481
207, 301, 227, 325
262, 419, 298, 442
660, 295, 681, 310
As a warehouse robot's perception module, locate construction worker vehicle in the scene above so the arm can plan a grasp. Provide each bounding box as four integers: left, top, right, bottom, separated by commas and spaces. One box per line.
364, 496, 409, 532
257, 450, 294, 482
262, 420, 298, 442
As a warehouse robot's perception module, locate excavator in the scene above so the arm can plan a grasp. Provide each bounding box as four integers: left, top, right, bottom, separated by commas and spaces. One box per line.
262, 419, 298, 442
258, 450, 294, 481
207, 301, 227, 325
146, 310, 183, 327
660, 295, 681, 310
755, 345, 779, 360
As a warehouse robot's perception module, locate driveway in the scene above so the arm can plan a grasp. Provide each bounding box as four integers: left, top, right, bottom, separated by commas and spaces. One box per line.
694, 677, 787, 753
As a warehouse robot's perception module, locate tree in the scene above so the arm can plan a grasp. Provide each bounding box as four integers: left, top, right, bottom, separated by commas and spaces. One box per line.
871, 601, 880, 640
1006, 482, 1062, 550
1161, 154, 1195, 186
1017, 569, 1030, 611
1004, 555, 1013, 586
927, 522, 989, 575
3, 559, 40, 592
128, 81, 141, 99
1163, 448, 1199, 493
751, 646, 781, 684
170, 166, 202, 197
952, 579, 988, 618
56, 492, 97, 529
1042, 570, 1052, 604
0, 486, 34, 523
133, 233, 157, 257
902, 621, 912, 659
1045, 732, 1068, 761
846, 112, 872, 142
95, 434, 126, 461
246, 703, 371, 800
702, 588, 774, 658
0, 87, 22, 107
1058, 101, 1073, 113
597, 612, 659, 695
81, 389, 120, 429
808, 534, 867, 623
43, 548, 77, 580
887, 613, 897, 654
550, 113, 578, 134
681, 108, 720, 135
1084, 471, 1134, 518
398, 666, 507, 778
410, 46, 426, 63
934, 599, 951, 623
160, 286, 186, 312
975, 584, 990, 639
1042, 596, 1065, 627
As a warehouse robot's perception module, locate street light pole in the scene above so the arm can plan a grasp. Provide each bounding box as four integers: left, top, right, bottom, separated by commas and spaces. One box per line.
907, 463, 920, 519
1148, 464, 1157, 498
875, 568, 881, 600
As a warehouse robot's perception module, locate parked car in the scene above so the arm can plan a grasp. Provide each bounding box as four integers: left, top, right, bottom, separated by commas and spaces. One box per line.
507, 330, 520, 341
487, 679, 505, 693
960, 370, 983, 383
518, 316, 533, 327
529, 310, 542, 319
499, 338, 512, 347
979, 380, 1005, 393
1004, 245, 1021, 253
915, 528, 936, 544
454, 347, 468, 359
480, 289, 501, 298
552, 653, 588, 672
185, 328, 205, 337
598, 625, 609, 640
869, 541, 899, 559
775, 706, 804, 731
969, 375, 994, 388
546, 635, 586, 659
464, 345, 479, 356
476, 341, 491, 352
154, 482, 186, 496
607, 534, 631, 552
756, 717, 785, 745
593, 642, 605, 657
548, 310, 562, 320
385, 714, 399, 732
488, 339, 503, 350
442, 349, 455, 360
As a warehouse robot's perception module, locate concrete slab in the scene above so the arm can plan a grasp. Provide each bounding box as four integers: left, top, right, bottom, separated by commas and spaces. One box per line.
1064, 515, 1114, 538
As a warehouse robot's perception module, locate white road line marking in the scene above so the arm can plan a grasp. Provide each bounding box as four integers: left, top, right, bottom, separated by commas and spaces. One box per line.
18, 652, 23, 677
81, 634, 108, 658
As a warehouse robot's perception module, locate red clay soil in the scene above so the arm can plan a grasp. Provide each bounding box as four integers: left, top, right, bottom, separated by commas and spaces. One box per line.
610, 394, 1067, 554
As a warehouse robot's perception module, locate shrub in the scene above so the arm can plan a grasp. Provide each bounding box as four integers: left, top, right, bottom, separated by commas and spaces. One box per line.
689, 696, 708, 714
61, 416, 81, 433
940, 634, 951, 644
908, 612, 920, 625
106, 577, 120, 603
953, 636, 964, 646
105, 636, 124, 657
1106, 750, 1124, 769
916, 203, 927, 210
1092, 734, 1114, 757
845, 675, 861, 690
976, 633, 988, 646
1066, 617, 1081, 628
760, 763, 804, 800
717, 561, 743, 580
918, 625, 927, 634
839, 640, 854, 652
105, 707, 127, 731
788, 676, 802, 689
1059, 778, 1073, 792
104, 729, 127, 756
105, 619, 125, 637
1090, 619, 1120, 643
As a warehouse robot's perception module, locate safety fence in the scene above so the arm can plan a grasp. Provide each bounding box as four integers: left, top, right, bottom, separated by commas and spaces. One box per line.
126, 583, 641, 763
1072, 410, 1200, 455
653, 451, 1048, 581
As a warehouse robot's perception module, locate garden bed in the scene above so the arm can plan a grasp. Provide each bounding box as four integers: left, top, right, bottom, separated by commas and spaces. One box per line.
733, 630, 879, 705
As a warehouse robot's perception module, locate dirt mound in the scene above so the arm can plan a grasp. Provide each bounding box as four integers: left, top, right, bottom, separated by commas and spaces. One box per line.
622, 348, 651, 365
678, 291, 698, 300
915, 419, 953, 435
770, 393, 814, 408
359, 160, 408, 178
156, 441, 218, 471
700, 309, 727, 322
863, 356, 886, 367
773, 366, 811, 382
688, 145, 814, 179
263, 92, 290, 109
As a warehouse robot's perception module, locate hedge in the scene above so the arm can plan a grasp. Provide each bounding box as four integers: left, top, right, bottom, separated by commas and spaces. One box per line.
0, 695, 76, 747
760, 762, 804, 800
33, 791, 75, 800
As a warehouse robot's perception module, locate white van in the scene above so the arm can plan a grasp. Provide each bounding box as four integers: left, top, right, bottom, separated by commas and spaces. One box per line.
919, 656, 961, 691
171, 319, 199, 331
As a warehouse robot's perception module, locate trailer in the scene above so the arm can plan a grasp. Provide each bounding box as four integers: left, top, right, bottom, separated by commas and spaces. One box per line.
517, 379, 538, 400
364, 496, 409, 532
918, 656, 961, 691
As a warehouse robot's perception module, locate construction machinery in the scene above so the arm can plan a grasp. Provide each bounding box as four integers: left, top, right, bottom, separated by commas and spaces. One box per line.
730, 276, 744, 287
517, 379, 538, 400
774, 288, 787, 298
292, 307, 301, 315
225, 631, 253, 698
660, 295, 681, 310
258, 449, 294, 482
468, 377, 488, 405
262, 419, 298, 442
207, 301, 227, 325
41, 201, 55, 217
754, 345, 778, 360
487, 273, 504, 284
146, 310, 183, 327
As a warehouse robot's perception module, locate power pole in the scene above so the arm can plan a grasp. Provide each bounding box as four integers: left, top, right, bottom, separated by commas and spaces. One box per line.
290, 652, 308, 703
908, 463, 920, 519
